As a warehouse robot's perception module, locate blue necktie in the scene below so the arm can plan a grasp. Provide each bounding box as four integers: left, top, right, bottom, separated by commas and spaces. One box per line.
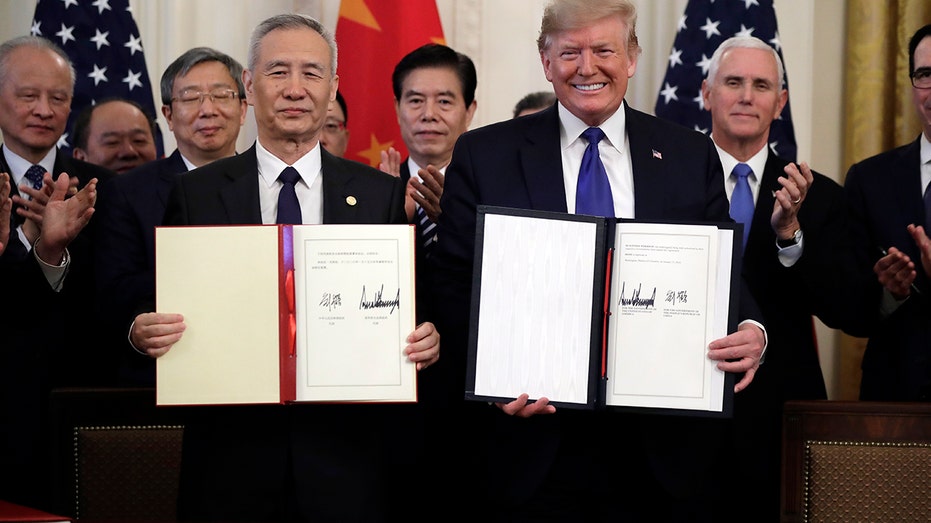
415, 205, 436, 257
24, 164, 45, 191
576, 127, 614, 217
276, 166, 302, 225
730, 163, 754, 251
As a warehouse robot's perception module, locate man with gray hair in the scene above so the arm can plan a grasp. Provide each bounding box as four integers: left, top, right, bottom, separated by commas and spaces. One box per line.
129, 15, 439, 521
701, 35, 851, 521
94, 47, 248, 386
0, 34, 107, 511
432, 0, 767, 519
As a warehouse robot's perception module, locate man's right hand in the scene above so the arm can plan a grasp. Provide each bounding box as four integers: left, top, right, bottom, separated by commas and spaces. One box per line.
131, 312, 186, 358
874, 247, 916, 299
0, 173, 10, 256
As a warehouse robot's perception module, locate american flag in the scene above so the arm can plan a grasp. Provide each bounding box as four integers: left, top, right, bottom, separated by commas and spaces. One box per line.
654, 0, 796, 161
30, 0, 163, 156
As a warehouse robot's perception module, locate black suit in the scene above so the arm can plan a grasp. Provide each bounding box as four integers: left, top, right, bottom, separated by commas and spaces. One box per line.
161, 144, 410, 522
94, 150, 188, 386
0, 147, 114, 511
433, 104, 760, 521
845, 136, 931, 401
730, 152, 851, 521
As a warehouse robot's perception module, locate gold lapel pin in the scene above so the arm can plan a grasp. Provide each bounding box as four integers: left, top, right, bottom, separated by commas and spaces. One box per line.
346, 195, 357, 206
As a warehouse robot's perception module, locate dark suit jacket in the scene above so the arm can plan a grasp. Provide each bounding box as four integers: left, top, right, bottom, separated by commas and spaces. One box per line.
845, 136, 931, 401
0, 147, 114, 511
94, 149, 187, 386
432, 103, 759, 517
161, 143, 408, 522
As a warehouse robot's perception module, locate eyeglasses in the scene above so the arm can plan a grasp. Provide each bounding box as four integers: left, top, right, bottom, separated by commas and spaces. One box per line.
323, 120, 346, 134
910, 67, 931, 89
171, 88, 240, 107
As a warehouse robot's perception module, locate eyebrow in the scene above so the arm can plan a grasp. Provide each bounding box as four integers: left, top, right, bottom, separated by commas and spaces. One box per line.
264, 59, 327, 73
402, 88, 459, 99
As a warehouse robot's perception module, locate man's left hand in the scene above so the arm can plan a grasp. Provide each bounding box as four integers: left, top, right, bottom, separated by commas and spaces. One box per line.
771, 161, 813, 239
411, 164, 445, 223
405, 321, 440, 370
707, 322, 765, 392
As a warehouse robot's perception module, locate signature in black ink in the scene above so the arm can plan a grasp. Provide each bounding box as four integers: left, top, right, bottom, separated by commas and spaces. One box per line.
359, 284, 400, 314
618, 282, 656, 309
665, 290, 688, 305
320, 293, 342, 311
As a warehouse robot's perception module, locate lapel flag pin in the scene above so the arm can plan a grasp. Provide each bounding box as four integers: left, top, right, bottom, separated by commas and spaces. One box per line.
652, 149, 663, 160
346, 196, 358, 206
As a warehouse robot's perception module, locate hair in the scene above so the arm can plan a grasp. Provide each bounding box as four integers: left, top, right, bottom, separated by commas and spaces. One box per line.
909, 24, 931, 74
72, 98, 157, 150
0, 35, 75, 89
391, 43, 477, 107
160, 47, 245, 105
248, 14, 337, 76
334, 89, 348, 125
512, 91, 557, 118
706, 36, 785, 89
536, 0, 641, 60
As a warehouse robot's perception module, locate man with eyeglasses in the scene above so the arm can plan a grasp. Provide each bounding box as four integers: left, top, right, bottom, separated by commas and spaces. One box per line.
320, 89, 349, 157
844, 23, 931, 401
93, 47, 247, 386
71, 98, 158, 174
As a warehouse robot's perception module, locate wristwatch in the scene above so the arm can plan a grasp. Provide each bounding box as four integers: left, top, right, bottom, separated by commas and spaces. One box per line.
776, 228, 802, 248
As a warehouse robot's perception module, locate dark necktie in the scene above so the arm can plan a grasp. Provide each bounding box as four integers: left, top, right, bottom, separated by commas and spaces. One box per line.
276, 166, 302, 225
415, 205, 436, 257
576, 127, 614, 217
730, 163, 754, 251
924, 179, 931, 232
24, 164, 45, 191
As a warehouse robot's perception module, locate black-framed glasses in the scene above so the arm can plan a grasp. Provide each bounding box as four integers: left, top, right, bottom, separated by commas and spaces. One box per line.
323, 120, 346, 134
910, 67, 931, 89
172, 88, 240, 107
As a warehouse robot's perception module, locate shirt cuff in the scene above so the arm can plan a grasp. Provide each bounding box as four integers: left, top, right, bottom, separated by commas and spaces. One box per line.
127, 318, 148, 356
33, 237, 70, 292
776, 230, 804, 267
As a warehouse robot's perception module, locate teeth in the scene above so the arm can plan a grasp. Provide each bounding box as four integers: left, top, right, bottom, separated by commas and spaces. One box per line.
575, 83, 605, 91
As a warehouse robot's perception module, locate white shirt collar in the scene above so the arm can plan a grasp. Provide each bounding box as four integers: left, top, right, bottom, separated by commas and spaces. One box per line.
255, 139, 322, 189
2, 145, 56, 187
557, 101, 627, 156
713, 140, 769, 182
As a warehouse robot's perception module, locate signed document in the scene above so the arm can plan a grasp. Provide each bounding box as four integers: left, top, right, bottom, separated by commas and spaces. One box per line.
293, 225, 416, 402
466, 207, 737, 416
155, 224, 415, 406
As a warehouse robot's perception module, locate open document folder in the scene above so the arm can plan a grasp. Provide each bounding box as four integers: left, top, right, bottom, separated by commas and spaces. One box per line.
466, 206, 740, 417
155, 224, 416, 406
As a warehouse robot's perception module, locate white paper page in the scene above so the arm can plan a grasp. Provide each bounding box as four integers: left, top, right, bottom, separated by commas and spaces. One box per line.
605, 223, 728, 411
156, 226, 282, 405
473, 214, 598, 404
293, 225, 416, 402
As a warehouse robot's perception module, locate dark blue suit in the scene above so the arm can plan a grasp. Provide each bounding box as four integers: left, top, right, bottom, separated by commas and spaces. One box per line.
433, 103, 760, 521
845, 136, 931, 401
94, 150, 188, 385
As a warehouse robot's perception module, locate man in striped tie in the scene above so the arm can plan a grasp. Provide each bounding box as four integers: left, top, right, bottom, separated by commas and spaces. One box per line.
383, 43, 477, 257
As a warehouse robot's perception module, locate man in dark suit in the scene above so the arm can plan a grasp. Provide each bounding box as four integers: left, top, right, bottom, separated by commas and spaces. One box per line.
432, 1, 766, 520
844, 24, 931, 402
94, 47, 247, 386
380, 44, 477, 242
0, 35, 109, 511
130, 15, 439, 522
701, 35, 852, 521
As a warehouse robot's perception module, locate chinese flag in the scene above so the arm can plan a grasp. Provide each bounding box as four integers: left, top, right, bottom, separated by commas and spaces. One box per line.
336, 0, 445, 166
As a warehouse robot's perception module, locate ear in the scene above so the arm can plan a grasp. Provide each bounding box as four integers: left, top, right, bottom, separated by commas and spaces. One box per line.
243, 69, 255, 106
73, 148, 87, 161
161, 105, 174, 132
774, 88, 788, 119
541, 51, 554, 82
701, 79, 711, 113
465, 100, 477, 128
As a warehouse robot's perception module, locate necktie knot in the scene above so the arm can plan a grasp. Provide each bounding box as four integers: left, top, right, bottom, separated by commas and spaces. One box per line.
278, 166, 301, 186
582, 127, 606, 146
732, 162, 752, 181
24, 164, 45, 191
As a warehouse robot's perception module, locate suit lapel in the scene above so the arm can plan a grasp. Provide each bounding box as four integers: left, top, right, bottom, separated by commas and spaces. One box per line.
321, 148, 356, 224
157, 150, 187, 208
891, 138, 924, 225
218, 145, 263, 224
521, 106, 568, 212
626, 104, 666, 220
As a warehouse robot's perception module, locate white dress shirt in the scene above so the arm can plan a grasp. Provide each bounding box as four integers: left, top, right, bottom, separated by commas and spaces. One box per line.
255, 140, 324, 225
